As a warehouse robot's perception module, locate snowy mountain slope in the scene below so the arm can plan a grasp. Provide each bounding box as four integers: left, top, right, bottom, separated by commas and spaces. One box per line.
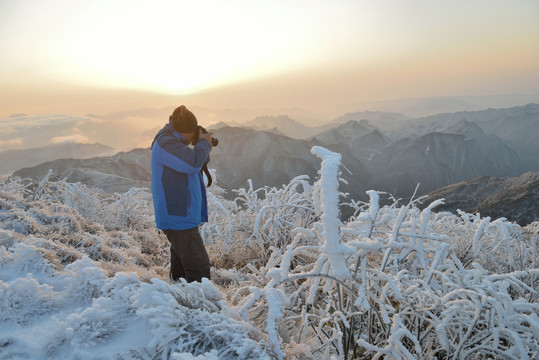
426, 171, 539, 225
0, 142, 115, 177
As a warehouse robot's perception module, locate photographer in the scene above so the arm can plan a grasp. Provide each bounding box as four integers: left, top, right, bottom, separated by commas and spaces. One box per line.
150, 105, 214, 283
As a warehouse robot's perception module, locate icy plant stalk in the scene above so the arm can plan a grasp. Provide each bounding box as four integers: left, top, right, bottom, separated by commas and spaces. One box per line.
311, 146, 352, 279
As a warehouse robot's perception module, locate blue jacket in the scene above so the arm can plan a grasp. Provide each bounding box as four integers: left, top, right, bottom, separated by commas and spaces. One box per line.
151, 120, 211, 230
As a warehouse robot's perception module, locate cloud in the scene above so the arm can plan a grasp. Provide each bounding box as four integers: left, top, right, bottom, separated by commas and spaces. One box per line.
0, 114, 95, 151
51, 134, 91, 144
0, 111, 164, 152
50, 127, 90, 144
0, 138, 23, 149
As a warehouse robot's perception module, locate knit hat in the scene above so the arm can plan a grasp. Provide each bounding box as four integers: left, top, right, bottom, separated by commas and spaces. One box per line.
170, 105, 198, 133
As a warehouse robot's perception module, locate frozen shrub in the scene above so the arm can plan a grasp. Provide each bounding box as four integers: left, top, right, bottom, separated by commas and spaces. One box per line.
203, 175, 317, 269
171, 350, 220, 360
63, 182, 102, 220
226, 146, 539, 359
0, 275, 57, 324
0, 242, 56, 281
0, 229, 18, 249
129, 278, 273, 359
61, 257, 107, 304
101, 187, 154, 230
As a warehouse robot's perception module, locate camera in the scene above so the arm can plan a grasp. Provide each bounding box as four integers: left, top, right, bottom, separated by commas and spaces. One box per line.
200, 126, 219, 147
192, 126, 217, 187
193, 126, 219, 147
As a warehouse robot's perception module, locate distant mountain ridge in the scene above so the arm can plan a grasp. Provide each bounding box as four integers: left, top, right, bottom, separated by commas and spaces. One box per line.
329, 111, 409, 130
222, 111, 410, 139
261, 104, 539, 172
244, 115, 319, 139
310, 120, 377, 144
338, 94, 539, 118
0, 142, 115, 177
396, 103, 539, 170
241, 104, 539, 173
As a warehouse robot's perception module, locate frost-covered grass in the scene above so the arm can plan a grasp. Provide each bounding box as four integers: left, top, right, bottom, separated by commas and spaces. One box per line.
1, 147, 538, 359
0, 176, 273, 359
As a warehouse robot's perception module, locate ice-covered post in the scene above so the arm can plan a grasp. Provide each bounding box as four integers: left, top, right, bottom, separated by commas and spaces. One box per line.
311, 146, 352, 279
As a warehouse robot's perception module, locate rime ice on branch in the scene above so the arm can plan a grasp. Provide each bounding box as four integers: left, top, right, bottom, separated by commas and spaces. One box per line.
311, 146, 353, 279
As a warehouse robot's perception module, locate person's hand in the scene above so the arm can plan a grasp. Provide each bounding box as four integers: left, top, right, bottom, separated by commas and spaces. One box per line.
199, 130, 214, 150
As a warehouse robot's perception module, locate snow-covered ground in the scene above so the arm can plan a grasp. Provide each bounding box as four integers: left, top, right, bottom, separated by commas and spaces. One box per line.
1, 147, 538, 359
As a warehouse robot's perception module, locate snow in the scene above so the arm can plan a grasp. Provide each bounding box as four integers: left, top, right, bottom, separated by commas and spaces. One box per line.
1, 145, 538, 359
0, 250, 269, 359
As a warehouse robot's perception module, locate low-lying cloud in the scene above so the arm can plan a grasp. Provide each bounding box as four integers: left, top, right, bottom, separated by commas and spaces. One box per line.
51, 132, 91, 144
0, 114, 92, 151
0, 112, 164, 152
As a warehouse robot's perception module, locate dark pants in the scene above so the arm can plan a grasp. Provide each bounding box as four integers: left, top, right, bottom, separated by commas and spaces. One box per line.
163, 227, 211, 283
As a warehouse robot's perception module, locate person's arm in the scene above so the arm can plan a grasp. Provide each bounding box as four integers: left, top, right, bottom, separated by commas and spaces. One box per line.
156, 136, 211, 174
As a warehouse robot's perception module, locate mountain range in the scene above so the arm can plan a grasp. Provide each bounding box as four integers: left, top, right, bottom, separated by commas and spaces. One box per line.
9, 104, 539, 224
394, 103, 539, 171
219, 103, 539, 171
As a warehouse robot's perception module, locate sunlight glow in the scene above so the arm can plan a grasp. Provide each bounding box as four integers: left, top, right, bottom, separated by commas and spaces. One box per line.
1, 0, 538, 115
36, 1, 332, 94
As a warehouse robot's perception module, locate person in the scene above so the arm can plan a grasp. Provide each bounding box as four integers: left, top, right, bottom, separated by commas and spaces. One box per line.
150, 105, 214, 283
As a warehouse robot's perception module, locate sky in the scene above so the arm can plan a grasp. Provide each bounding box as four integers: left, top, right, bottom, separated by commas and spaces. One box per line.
1, 0, 539, 150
